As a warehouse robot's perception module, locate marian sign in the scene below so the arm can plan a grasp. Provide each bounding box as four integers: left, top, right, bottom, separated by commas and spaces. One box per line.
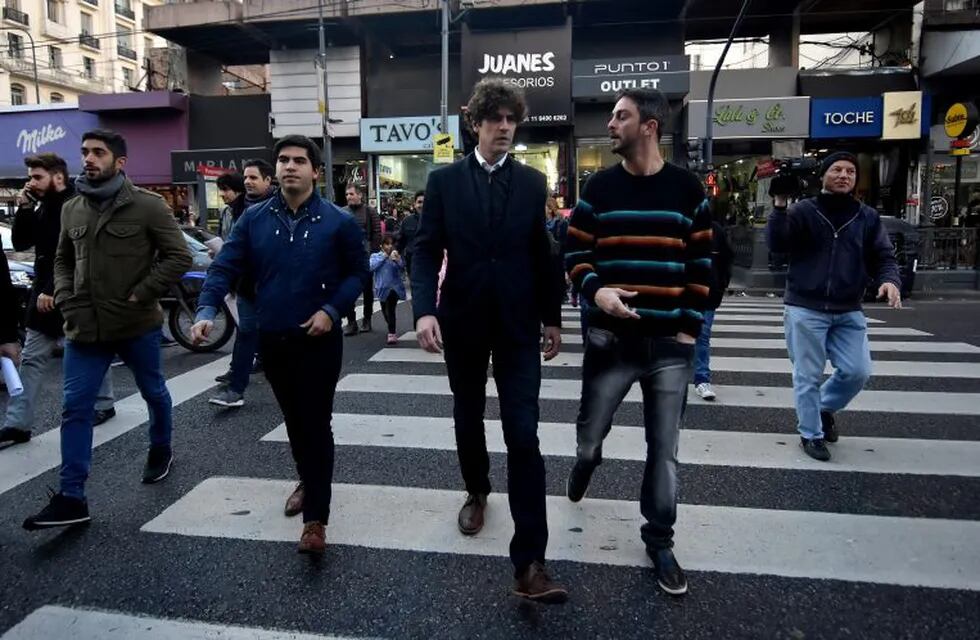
359, 116, 462, 153
170, 147, 274, 184
688, 97, 810, 139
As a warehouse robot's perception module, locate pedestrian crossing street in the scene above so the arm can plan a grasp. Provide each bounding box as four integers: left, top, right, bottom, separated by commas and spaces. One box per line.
5, 295, 980, 638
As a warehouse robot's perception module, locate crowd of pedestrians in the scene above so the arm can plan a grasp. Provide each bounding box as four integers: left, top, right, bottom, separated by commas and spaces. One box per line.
0, 81, 903, 604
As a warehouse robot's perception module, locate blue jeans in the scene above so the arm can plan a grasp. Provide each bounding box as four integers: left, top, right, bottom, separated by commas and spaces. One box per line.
693, 309, 715, 384
784, 305, 872, 440
61, 328, 173, 499
229, 295, 259, 395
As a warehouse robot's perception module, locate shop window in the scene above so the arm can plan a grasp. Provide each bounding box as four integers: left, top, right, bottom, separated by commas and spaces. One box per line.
11, 83, 26, 106
50, 92, 64, 103
512, 142, 561, 196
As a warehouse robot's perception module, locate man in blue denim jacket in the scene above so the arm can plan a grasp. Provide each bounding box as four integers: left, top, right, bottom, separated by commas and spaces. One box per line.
191, 135, 368, 554
767, 151, 901, 462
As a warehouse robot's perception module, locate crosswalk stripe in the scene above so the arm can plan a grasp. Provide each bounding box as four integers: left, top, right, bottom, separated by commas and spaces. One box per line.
0, 606, 370, 640
368, 349, 980, 378
0, 356, 231, 497
336, 373, 980, 415
561, 311, 885, 324
398, 331, 973, 352
142, 477, 980, 591
261, 414, 980, 477
557, 320, 922, 335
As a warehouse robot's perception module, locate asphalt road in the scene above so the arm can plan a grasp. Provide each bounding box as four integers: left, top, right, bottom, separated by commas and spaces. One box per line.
0, 296, 978, 639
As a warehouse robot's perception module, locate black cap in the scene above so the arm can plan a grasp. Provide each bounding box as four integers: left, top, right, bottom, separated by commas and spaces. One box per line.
819, 151, 859, 179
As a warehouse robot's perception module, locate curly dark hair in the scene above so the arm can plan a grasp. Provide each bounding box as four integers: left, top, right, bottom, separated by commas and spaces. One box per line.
465, 78, 527, 128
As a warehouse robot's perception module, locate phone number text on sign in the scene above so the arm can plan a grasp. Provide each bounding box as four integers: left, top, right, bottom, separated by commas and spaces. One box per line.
529, 114, 569, 123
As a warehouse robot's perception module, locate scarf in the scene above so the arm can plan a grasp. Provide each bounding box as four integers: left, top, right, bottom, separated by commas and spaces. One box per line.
75, 172, 126, 211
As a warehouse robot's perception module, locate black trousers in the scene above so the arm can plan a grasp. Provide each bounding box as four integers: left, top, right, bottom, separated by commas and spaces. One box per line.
346, 283, 374, 325
381, 291, 399, 333
443, 332, 548, 573
260, 329, 343, 524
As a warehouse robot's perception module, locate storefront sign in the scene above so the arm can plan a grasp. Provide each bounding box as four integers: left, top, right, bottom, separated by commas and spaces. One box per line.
930, 195, 949, 221
0, 108, 100, 178
571, 56, 690, 100
360, 116, 461, 154
171, 147, 274, 184
462, 22, 572, 125
944, 102, 979, 139
688, 97, 810, 139
810, 97, 882, 138
881, 91, 923, 140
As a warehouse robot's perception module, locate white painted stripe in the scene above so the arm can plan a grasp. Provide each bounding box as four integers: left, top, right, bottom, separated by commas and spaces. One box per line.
143, 477, 980, 591
716, 313, 883, 324
557, 320, 923, 335
0, 356, 232, 496
337, 374, 980, 415
0, 606, 371, 640
369, 349, 980, 379
262, 413, 980, 477
397, 331, 975, 353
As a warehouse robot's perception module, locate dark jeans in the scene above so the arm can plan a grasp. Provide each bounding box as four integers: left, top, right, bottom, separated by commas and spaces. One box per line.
61, 328, 172, 499
575, 328, 693, 551
380, 291, 399, 333
346, 283, 374, 326
228, 295, 259, 395
443, 334, 547, 573
260, 329, 343, 524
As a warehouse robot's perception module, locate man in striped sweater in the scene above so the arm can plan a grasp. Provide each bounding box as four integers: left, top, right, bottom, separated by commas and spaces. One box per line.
563, 88, 713, 596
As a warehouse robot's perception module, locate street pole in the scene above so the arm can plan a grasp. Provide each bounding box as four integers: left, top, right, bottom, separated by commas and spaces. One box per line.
1, 26, 40, 103
952, 154, 963, 222
439, 0, 449, 134
317, 0, 335, 202
703, 0, 751, 170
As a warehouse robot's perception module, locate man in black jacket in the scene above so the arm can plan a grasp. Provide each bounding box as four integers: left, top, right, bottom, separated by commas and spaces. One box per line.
0, 154, 116, 449
396, 190, 424, 277
343, 183, 381, 335
767, 151, 901, 462
411, 78, 566, 603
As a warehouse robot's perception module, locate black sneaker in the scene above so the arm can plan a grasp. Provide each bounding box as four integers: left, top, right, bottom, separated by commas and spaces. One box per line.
142, 446, 173, 484
649, 548, 688, 596
801, 437, 831, 462
214, 370, 232, 384
23, 492, 90, 531
566, 460, 595, 503
359, 319, 372, 332
343, 322, 358, 337
93, 408, 116, 426
0, 426, 31, 449
820, 411, 838, 443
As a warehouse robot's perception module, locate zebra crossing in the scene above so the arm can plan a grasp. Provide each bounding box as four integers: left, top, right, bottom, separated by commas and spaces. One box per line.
4, 295, 980, 638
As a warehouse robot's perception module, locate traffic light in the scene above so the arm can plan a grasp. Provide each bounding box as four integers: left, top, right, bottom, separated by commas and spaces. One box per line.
687, 138, 704, 172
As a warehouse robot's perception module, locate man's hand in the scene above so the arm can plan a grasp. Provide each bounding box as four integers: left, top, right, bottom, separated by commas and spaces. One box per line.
0, 342, 21, 364
15, 183, 32, 206
541, 326, 561, 361
36, 293, 55, 314
416, 315, 443, 354
594, 287, 640, 320
676, 332, 696, 345
877, 282, 902, 309
190, 320, 214, 345
300, 310, 333, 336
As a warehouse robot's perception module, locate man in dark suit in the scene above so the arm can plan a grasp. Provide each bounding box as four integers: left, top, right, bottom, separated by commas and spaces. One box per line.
411, 78, 565, 603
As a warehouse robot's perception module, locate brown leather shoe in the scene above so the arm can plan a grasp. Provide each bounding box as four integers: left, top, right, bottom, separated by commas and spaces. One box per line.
513, 562, 568, 604
284, 482, 304, 517
297, 521, 326, 555
457, 493, 487, 535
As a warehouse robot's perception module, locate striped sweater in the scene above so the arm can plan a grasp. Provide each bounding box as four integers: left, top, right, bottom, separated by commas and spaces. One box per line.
564, 162, 713, 338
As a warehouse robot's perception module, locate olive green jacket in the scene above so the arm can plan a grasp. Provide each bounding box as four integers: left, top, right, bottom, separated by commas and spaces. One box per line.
54, 178, 192, 343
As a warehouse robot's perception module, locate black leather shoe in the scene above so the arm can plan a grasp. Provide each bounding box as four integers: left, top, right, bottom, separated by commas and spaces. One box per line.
566, 460, 595, 503
0, 427, 31, 449
801, 437, 831, 461
142, 446, 173, 484
93, 408, 116, 427
457, 493, 487, 535
649, 548, 688, 596
820, 411, 838, 443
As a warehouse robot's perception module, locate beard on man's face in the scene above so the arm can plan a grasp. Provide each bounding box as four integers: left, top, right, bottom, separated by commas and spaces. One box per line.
85, 164, 117, 182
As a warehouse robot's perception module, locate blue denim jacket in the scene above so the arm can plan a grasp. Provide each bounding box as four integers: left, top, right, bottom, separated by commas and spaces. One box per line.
370, 250, 406, 301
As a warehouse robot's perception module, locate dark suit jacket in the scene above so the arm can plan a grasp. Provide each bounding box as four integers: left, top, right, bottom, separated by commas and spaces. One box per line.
411, 154, 562, 344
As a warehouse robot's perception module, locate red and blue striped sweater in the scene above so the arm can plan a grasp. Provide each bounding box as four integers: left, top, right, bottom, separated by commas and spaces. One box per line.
564, 162, 713, 338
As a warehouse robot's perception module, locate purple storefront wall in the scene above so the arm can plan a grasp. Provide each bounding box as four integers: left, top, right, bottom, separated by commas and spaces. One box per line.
78, 92, 189, 186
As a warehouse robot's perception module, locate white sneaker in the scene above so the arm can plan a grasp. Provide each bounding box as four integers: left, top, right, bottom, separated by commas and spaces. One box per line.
695, 383, 716, 401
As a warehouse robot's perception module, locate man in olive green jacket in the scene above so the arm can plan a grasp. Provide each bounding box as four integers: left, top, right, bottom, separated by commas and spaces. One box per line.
24, 129, 192, 531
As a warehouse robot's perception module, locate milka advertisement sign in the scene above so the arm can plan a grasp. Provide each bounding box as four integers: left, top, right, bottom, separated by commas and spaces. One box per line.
0, 108, 99, 178
462, 22, 572, 125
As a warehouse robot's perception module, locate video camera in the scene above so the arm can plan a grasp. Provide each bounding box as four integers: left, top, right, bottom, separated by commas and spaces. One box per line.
767, 157, 819, 198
